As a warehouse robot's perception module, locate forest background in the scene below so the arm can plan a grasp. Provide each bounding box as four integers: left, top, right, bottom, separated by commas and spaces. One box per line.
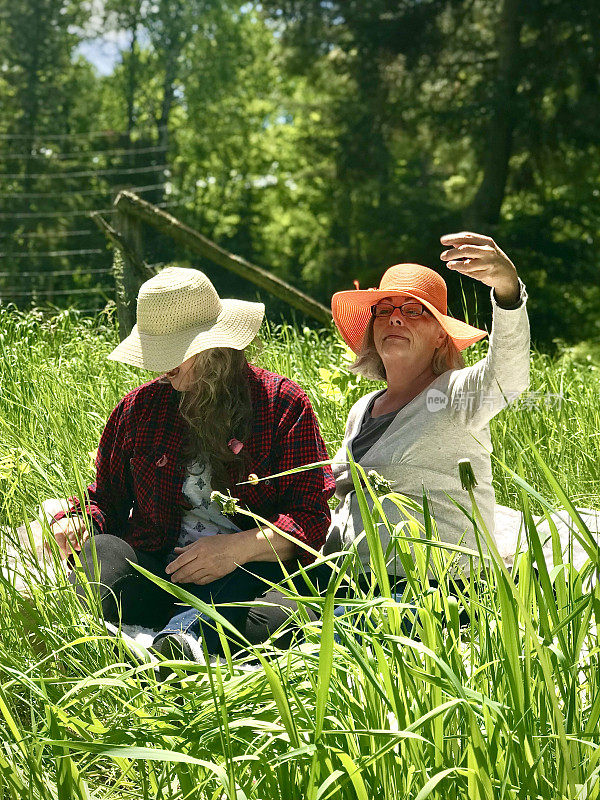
0, 0, 599, 351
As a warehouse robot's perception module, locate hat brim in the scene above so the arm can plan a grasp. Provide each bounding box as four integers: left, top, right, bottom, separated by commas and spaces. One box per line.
331, 288, 487, 353
107, 299, 265, 372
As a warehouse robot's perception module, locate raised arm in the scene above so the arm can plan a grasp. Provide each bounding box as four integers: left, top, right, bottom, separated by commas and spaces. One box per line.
439, 232, 530, 429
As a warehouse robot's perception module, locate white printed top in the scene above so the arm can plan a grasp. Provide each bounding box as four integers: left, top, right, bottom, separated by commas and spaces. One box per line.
178, 461, 239, 548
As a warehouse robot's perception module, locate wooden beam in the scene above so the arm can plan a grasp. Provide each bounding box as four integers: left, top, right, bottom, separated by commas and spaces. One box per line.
113, 190, 332, 324
90, 212, 155, 277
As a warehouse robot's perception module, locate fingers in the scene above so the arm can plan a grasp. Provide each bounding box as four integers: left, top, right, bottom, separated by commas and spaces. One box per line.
54, 532, 71, 559
440, 245, 496, 261
446, 265, 489, 278
195, 574, 216, 585
67, 525, 88, 551
170, 563, 210, 584
55, 533, 84, 558
440, 231, 495, 247
165, 548, 198, 575
52, 518, 88, 556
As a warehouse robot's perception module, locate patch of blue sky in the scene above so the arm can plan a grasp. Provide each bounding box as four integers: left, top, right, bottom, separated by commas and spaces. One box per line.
76, 36, 126, 76
75, 27, 151, 76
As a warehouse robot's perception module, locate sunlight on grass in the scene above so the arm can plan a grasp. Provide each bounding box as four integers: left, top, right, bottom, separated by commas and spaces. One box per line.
0, 305, 599, 799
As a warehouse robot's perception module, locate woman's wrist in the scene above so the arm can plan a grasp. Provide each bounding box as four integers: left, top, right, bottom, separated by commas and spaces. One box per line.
50, 512, 71, 527
234, 527, 296, 564
492, 275, 521, 307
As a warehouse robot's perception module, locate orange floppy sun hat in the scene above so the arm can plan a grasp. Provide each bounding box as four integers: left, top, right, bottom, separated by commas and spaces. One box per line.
331, 263, 488, 354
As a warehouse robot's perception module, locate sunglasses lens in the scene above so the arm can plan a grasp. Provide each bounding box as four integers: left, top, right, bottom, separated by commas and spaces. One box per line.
373, 304, 393, 317
402, 303, 424, 317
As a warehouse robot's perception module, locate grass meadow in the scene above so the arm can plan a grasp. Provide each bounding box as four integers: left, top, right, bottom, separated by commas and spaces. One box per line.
0, 303, 600, 799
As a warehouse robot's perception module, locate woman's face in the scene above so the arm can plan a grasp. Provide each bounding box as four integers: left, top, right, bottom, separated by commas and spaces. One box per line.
372, 294, 447, 373
162, 354, 197, 392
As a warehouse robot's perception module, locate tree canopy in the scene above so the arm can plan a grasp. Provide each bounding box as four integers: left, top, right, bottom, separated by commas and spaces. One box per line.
0, 0, 597, 348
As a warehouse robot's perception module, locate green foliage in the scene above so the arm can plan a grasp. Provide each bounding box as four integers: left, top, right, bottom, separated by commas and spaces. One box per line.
1, 1, 599, 343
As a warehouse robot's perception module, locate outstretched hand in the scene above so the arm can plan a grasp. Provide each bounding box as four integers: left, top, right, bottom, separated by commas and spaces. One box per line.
440, 231, 520, 306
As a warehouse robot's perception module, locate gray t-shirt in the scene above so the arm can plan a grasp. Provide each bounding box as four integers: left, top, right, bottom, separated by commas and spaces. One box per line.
351, 393, 399, 462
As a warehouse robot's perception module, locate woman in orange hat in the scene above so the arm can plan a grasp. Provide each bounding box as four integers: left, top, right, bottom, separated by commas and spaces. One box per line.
323, 231, 530, 582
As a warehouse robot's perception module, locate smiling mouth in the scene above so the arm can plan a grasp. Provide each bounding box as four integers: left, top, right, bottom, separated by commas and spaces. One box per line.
385, 334, 408, 341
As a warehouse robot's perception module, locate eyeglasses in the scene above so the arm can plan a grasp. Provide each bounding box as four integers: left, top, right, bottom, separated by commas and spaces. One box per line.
370, 301, 429, 318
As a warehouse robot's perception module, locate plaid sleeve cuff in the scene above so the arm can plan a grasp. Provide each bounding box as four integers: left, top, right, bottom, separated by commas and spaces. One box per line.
268, 509, 330, 565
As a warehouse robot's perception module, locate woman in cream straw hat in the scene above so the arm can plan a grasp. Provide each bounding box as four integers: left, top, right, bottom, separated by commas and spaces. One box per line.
322, 231, 530, 586
50, 265, 334, 662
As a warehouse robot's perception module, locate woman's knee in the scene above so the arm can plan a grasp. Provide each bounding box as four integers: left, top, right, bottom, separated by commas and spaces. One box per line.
73, 534, 139, 583
245, 589, 319, 649
70, 536, 175, 626
69, 535, 141, 622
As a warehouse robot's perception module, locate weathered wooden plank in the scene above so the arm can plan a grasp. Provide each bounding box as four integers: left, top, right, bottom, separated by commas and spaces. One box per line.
90, 212, 154, 277
113, 190, 332, 324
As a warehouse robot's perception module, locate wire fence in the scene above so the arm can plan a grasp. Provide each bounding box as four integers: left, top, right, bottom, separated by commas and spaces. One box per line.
0, 124, 168, 141
0, 144, 168, 162
0, 229, 96, 240
3, 182, 167, 200
0, 196, 186, 220
6, 287, 112, 298
0, 267, 112, 277
0, 125, 189, 311
0, 250, 105, 260
0, 163, 168, 180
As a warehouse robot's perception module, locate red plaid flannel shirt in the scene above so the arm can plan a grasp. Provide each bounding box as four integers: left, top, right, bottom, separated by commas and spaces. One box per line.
54, 365, 335, 564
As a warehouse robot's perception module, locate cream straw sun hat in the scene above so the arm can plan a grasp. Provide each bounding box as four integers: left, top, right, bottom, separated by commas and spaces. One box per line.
108, 266, 265, 373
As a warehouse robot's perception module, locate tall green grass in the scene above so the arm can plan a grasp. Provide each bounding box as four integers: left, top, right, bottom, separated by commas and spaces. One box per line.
0, 304, 599, 799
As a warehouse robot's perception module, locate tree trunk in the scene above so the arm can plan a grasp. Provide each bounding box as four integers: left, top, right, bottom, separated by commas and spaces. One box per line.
126, 26, 138, 140
464, 0, 523, 229
154, 43, 180, 201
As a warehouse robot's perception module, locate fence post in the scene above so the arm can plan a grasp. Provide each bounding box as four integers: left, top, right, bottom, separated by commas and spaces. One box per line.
113, 207, 146, 339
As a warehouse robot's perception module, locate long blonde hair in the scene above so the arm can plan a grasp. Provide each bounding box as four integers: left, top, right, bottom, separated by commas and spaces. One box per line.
349, 317, 465, 380
178, 348, 252, 491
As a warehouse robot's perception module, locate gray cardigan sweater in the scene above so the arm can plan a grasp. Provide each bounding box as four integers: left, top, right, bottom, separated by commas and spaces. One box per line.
324, 282, 530, 577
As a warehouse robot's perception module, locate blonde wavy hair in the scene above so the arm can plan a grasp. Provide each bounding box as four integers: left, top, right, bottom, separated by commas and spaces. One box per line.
178, 348, 252, 491
349, 316, 465, 380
